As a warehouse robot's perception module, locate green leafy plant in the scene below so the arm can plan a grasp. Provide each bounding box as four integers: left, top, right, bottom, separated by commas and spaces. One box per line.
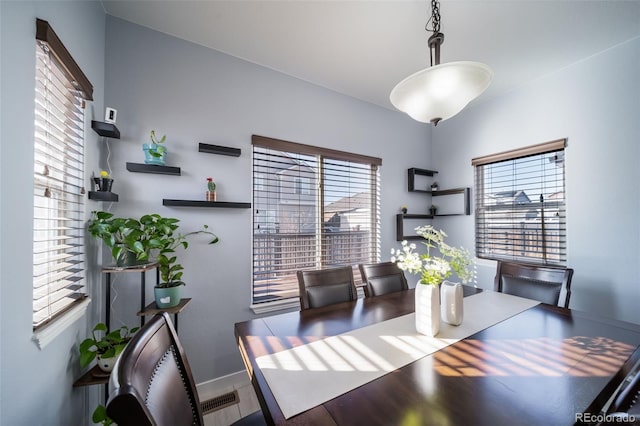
151, 218, 219, 288
88, 212, 219, 286
91, 404, 113, 426
79, 323, 138, 368
391, 225, 473, 285
88, 211, 162, 265
148, 129, 167, 158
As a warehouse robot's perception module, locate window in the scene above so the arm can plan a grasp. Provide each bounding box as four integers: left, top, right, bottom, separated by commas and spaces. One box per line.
472, 139, 567, 265
294, 177, 311, 195
33, 19, 93, 331
252, 135, 381, 310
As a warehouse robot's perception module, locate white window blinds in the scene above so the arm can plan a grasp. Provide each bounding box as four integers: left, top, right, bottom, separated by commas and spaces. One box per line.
252, 135, 381, 305
472, 139, 567, 265
33, 19, 92, 330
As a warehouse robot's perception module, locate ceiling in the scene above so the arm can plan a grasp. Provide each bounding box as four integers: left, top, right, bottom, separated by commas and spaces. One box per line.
102, 0, 640, 111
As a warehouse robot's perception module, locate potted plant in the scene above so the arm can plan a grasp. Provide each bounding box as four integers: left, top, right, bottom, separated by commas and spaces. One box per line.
150, 216, 219, 308
143, 129, 167, 165
79, 322, 138, 372
88, 211, 160, 267
391, 225, 472, 336
93, 170, 113, 192
429, 204, 438, 216
206, 177, 216, 201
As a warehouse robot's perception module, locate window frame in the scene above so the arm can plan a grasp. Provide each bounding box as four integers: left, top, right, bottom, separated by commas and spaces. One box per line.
472, 139, 567, 266
32, 19, 93, 345
250, 135, 381, 313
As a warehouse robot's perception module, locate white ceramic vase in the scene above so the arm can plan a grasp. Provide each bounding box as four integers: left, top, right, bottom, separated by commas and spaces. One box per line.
441, 281, 464, 326
415, 283, 440, 336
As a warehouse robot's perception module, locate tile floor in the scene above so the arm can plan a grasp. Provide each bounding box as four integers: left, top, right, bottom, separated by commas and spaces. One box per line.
203, 382, 262, 426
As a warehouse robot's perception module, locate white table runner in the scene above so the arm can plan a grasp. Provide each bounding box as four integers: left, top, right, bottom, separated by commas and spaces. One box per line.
257, 291, 539, 419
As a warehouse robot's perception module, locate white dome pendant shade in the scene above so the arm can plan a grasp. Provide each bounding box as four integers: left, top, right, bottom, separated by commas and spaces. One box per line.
390, 0, 492, 126
390, 61, 492, 125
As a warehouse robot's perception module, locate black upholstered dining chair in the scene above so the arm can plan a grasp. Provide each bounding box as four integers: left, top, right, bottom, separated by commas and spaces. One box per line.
106, 312, 265, 426
358, 261, 409, 298
297, 266, 358, 310
494, 260, 574, 308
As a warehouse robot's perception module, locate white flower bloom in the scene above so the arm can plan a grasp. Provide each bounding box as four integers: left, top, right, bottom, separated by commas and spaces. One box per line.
390, 226, 473, 286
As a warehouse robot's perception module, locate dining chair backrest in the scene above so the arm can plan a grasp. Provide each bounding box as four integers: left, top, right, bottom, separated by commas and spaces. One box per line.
297, 266, 357, 310
494, 261, 574, 308
106, 312, 204, 426
358, 261, 409, 298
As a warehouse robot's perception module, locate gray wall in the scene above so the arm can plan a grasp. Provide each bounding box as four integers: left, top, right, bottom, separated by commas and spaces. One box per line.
0, 1, 106, 425
103, 16, 430, 383
432, 37, 640, 324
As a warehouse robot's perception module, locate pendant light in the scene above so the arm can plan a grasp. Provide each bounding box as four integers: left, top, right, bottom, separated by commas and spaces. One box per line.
390, 0, 492, 126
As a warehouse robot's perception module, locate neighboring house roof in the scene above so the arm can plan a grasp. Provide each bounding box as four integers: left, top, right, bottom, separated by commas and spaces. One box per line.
272, 152, 316, 176
324, 192, 370, 219
547, 191, 564, 200
489, 190, 531, 204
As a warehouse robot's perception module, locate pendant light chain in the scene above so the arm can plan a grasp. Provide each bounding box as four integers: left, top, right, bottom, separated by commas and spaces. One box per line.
426, 0, 444, 67
426, 0, 441, 34
424, 0, 444, 66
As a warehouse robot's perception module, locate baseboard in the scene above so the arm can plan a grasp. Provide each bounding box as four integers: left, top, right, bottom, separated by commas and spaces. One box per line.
197, 370, 250, 400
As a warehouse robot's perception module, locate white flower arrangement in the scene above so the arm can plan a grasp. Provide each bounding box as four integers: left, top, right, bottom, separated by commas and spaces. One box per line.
391, 225, 473, 286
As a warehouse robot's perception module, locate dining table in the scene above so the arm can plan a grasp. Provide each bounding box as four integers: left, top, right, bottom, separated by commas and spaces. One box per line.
234, 286, 640, 425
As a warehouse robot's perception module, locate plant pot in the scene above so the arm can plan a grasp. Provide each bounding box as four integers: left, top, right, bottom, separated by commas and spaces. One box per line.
96, 353, 119, 373
415, 283, 440, 336
429, 207, 437, 216
143, 143, 166, 166
115, 248, 146, 267
154, 285, 182, 308
206, 190, 217, 201
441, 281, 463, 326
93, 177, 113, 192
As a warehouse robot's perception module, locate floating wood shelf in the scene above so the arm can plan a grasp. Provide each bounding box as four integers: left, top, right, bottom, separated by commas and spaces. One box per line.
137, 298, 192, 317
162, 199, 251, 208
91, 121, 120, 138
73, 365, 110, 388
198, 143, 241, 157
126, 162, 181, 176
396, 214, 434, 241
88, 191, 119, 202
408, 168, 438, 192
433, 187, 471, 215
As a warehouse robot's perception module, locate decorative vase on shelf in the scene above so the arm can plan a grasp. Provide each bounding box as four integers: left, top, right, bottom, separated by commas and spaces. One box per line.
143, 143, 167, 165
441, 281, 463, 326
415, 283, 440, 336
206, 191, 216, 201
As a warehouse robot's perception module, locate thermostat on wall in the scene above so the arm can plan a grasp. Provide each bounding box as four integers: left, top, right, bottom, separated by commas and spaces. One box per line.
104, 107, 117, 124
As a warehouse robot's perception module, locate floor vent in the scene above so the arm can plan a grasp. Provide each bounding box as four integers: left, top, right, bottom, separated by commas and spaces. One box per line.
201, 390, 239, 415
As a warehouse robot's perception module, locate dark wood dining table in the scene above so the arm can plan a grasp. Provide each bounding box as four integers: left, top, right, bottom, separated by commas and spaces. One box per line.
234, 287, 640, 425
